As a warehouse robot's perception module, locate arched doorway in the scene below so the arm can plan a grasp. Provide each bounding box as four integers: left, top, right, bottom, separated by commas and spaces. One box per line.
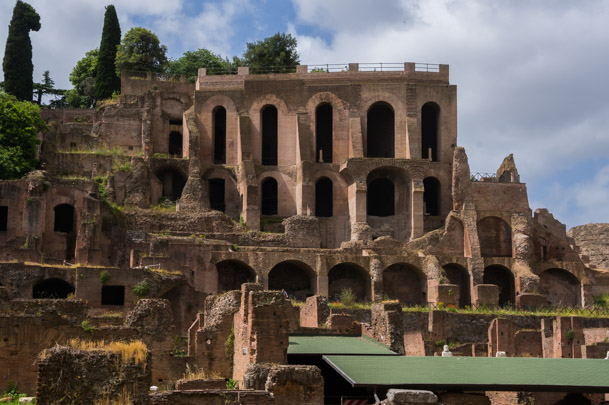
315, 103, 332, 163
328, 263, 370, 302
421, 102, 439, 161
261, 177, 278, 215
539, 268, 581, 307
366, 102, 394, 158
442, 264, 470, 308
423, 177, 440, 216
213, 106, 226, 164
33, 278, 74, 299
383, 263, 426, 306
156, 169, 186, 201
478, 216, 512, 257
217, 260, 256, 293
168, 131, 182, 157
483, 265, 515, 307
315, 177, 333, 217
268, 261, 315, 301
261, 105, 278, 165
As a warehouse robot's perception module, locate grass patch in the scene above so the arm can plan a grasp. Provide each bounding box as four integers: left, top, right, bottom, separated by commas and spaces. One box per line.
182, 363, 222, 380
66, 339, 147, 365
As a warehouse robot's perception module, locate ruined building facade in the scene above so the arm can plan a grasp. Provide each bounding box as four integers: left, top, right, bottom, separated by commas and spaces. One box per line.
0, 62, 606, 325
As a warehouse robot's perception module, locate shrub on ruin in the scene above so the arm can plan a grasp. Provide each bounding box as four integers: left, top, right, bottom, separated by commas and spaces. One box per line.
132, 280, 149, 298
115, 27, 167, 75
339, 288, 356, 307
99, 270, 110, 284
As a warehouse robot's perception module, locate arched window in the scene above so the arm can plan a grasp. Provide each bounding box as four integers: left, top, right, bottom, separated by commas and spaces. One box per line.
421, 102, 439, 161
478, 216, 512, 257
442, 264, 470, 308
216, 260, 256, 293
268, 261, 316, 301
315, 177, 333, 217
261, 105, 278, 165
209, 178, 225, 212
168, 131, 182, 157
213, 106, 226, 164
383, 264, 425, 306
315, 103, 332, 163
367, 178, 394, 216
261, 177, 278, 215
328, 263, 370, 302
483, 265, 515, 307
423, 177, 440, 216
539, 268, 581, 307
366, 102, 394, 158
54, 204, 74, 233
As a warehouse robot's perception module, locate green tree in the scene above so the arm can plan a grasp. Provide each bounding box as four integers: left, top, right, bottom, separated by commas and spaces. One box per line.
115, 27, 167, 75
2, 0, 41, 101
95, 5, 121, 100
33, 70, 65, 106
0, 92, 46, 179
65, 49, 98, 108
165, 48, 226, 82
242, 33, 299, 73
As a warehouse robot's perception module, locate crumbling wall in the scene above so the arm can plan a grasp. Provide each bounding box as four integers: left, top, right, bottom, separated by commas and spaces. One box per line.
242, 363, 323, 405
568, 223, 609, 269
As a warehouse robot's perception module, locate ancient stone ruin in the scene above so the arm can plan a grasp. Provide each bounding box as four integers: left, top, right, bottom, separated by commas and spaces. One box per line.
2, 63, 609, 404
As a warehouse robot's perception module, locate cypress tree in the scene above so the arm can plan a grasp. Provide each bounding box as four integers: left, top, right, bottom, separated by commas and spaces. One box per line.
95, 5, 121, 100
2, 0, 41, 101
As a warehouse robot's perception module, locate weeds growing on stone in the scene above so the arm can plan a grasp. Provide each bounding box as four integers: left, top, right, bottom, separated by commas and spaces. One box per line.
67, 339, 147, 365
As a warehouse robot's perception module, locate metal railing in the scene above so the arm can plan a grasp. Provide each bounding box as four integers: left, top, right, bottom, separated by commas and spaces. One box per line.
470, 172, 497, 181
307, 64, 349, 73
359, 62, 404, 72
415, 63, 440, 72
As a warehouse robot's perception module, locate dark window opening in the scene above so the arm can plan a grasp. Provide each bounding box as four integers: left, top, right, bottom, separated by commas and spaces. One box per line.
168, 131, 182, 156
169, 119, 183, 126
261, 178, 278, 215
69, 142, 77, 149
0, 206, 7, 231
367, 178, 394, 216
315, 103, 333, 163
328, 263, 370, 302
443, 264, 470, 308
421, 102, 439, 161
217, 260, 256, 292
209, 178, 226, 213
315, 177, 333, 217
483, 265, 515, 307
383, 264, 424, 306
268, 261, 314, 301
423, 177, 440, 216
54, 204, 75, 233
261, 105, 278, 165
213, 107, 227, 164
366, 103, 394, 158
33, 278, 74, 299
157, 170, 186, 201
101, 285, 125, 305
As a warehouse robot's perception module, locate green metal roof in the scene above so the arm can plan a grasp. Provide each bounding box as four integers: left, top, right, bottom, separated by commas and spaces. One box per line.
323, 355, 609, 392
288, 335, 396, 356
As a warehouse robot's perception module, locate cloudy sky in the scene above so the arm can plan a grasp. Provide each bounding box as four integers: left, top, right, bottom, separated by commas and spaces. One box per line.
1, 0, 609, 230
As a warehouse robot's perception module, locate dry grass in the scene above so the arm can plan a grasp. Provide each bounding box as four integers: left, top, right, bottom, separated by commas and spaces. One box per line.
182, 363, 222, 380
93, 386, 132, 405
68, 339, 147, 365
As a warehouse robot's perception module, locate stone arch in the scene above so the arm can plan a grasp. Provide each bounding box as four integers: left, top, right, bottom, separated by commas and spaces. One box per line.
315, 176, 333, 217
203, 167, 240, 219
361, 93, 407, 159
483, 265, 515, 307
383, 263, 426, 306
249, 95, 290, 166
155, 167, 186, 201
33, 278, 74, 299
328, 263, 371, 302
268, 260, 316, 301
313, 170, 349, 220
421, 102, 440, 161
478, 216, 512, 257
366, 167, 409, 218
216, 260, 257, 293
366, 102, 395, 158
161, 97, 185, 119
213, 106, 227, 164
261, 177, 278, 215
442, 263, 470, 308
539, 268, 581, 307
306, 91, 349, 163
257, 171, 296, 218
199, 95, 239, 165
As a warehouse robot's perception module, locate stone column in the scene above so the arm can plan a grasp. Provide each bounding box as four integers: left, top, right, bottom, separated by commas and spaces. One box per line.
370, 257, 383, 302
410, 176, 424, 239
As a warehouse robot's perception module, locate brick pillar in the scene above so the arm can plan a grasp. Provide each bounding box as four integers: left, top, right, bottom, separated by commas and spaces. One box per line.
296, 161, 314, 216
348, 181, 367, 224
488, 318, 514, 357
553, 317, 584, 358
411, 177, 424, 239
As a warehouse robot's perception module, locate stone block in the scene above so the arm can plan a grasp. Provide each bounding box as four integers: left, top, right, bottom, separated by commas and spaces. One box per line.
384, 389, 438, 404
427, 281, 460, 307
473, 284, 499, 307
175, 378, 226, 390
517, 293, 548, 309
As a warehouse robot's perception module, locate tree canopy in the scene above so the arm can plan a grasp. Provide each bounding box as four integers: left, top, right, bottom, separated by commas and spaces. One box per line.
65, 49, 99, 108
0, 92, 46, 179
2, 0, 41, 101
115, 27, 167, 75
95, 5, 121, 100
33, 70, 65, 107
242, 33, 299, 72
165, 49, 226, 82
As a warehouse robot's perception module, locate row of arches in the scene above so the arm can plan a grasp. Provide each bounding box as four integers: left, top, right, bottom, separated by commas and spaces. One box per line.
207, 101, 441, 166
28, 266, 582, 309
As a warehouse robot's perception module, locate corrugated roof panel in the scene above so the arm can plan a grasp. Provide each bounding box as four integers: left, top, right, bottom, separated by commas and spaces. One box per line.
288, 335, 396, 356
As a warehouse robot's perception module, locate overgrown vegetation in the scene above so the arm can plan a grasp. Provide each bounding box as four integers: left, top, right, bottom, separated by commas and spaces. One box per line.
132, 280, 149, 298
99, 270, 110, 284
339, 288, 356, 307
66, 339, 147, 365
225, 325, 235, 374
1, 378, 33, 404
593, 294, 609, 307
182, 363, 221, 380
